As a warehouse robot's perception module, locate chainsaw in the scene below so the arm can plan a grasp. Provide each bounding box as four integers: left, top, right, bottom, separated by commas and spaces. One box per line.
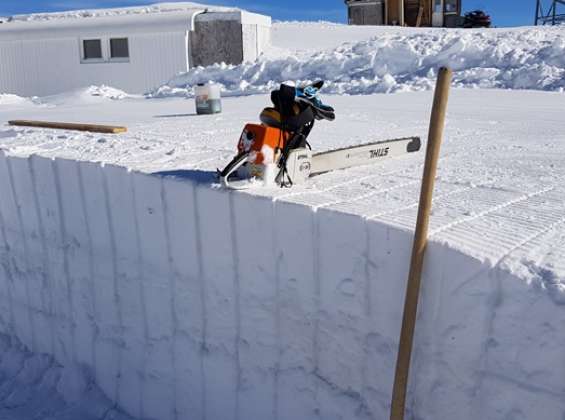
219, 81, 421, 189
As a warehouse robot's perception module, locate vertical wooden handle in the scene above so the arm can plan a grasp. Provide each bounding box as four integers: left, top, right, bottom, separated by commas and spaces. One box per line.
389, 67, 452, 420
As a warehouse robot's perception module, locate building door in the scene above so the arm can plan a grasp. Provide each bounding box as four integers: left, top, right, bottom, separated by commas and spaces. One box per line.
403, 0, 421, 26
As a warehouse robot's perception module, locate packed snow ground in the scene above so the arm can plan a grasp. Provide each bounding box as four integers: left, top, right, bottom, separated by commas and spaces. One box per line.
152, 22, 565, 97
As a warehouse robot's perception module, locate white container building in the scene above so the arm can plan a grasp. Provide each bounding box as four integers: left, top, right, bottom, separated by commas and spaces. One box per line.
0, 3, 271, 96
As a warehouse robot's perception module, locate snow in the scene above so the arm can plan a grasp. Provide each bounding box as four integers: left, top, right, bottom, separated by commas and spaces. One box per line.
41, 86, 132, 105
6, 2, 238, 22
2, 86, 565, 278
1, 87, 564, 419
151, 23, 565, 97
271, 21, 387, 51
0, 334, 133, 420
0, 19, 565, 420
0, 94, 40, 106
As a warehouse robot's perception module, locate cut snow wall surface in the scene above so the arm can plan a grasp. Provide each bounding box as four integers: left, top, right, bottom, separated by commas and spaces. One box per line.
0, 333, 134, 419
0, 151, 563, 420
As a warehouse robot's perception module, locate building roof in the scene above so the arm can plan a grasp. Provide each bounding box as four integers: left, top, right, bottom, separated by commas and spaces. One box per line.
344, 0, 382, 4
7, 2, 237, 23
0, 3, 270, 41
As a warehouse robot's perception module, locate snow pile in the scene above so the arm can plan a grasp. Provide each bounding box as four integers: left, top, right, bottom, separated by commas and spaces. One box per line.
85, 85, 129, 100
0, 334, 133, 419
151, 25, 565, 97
0, 86, 127, 107
270, 21, 388, 52
8, 2, 237, 22
41, 85, 130, 106
0, 94, 39, 106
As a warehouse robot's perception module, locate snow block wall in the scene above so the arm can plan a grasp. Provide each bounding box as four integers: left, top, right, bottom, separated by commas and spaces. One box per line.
0, 151, 564, 420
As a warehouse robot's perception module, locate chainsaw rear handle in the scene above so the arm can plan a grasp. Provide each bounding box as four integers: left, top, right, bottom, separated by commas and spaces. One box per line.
219, 151, 250, 189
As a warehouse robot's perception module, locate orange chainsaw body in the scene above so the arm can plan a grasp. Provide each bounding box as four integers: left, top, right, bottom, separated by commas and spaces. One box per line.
237, 123, 291, 167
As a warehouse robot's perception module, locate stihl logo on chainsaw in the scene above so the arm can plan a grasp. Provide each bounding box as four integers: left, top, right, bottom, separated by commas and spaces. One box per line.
299, 162, 311, 172
346, 146, 390, 160
370, 147, 389, 158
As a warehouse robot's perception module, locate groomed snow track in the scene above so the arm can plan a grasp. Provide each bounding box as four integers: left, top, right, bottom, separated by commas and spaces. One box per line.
0, 150, 564, 420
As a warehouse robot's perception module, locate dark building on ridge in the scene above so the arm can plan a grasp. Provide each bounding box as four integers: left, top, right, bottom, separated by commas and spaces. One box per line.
344, 0, 462, 27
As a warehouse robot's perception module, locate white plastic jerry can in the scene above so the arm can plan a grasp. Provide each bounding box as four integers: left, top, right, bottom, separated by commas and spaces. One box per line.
195, 83, 222, 115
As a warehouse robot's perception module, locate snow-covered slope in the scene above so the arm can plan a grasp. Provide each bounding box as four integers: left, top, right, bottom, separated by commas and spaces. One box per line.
152, 23, 565, 97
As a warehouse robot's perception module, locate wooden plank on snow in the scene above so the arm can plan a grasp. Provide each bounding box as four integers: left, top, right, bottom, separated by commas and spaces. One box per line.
8, 120, 127, 134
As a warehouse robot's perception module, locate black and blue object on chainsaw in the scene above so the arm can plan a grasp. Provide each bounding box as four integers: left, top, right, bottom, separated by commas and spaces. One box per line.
267, 81, 335, 185
295, 81, 336, 122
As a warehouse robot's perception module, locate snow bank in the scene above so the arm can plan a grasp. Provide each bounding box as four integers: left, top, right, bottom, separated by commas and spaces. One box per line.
0, 334, 133, 419
0, 94, 40, 106
42, 85, 131, 105
84, 85, 129, 100
0, 150, 563, 420
65, 86, 129, 106
0, 86, 128, 108
151, 25, 565, 97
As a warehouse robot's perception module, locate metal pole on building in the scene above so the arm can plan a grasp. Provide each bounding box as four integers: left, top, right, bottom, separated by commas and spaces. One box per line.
536, 0, 565, 25
399, 0, 405, 26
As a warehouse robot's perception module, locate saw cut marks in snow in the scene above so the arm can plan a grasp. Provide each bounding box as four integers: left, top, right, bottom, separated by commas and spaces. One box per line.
219, 80, 421, 189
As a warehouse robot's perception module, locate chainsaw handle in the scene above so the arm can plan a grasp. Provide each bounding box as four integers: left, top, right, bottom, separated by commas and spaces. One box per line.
219, 152, 251, 189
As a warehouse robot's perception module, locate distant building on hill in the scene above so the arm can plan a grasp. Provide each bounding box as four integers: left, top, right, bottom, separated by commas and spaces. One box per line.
0, 3, 271, 96
344, 0, 462, 27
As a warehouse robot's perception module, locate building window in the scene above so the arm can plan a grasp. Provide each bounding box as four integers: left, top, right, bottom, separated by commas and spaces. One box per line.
110, 38, 129, 59
444, 0, 458, 13
83, 39, 102, 60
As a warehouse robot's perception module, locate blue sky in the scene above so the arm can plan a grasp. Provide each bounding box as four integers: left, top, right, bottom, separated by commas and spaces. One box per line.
0, 0, 539, 27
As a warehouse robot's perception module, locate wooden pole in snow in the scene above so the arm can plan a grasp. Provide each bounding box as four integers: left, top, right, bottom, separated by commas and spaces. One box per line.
389, 67, 452, 420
